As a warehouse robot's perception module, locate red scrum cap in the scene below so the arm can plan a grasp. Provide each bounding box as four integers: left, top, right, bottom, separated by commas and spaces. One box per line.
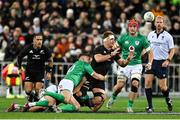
128, 19, 139, 30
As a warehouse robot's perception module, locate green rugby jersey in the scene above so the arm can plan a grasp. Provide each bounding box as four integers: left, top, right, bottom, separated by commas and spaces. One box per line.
64, 60, 94, 87
117, 33, 150, 65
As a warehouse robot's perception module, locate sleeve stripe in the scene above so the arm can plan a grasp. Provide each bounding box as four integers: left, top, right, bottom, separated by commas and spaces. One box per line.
146, 46, 151, 52
91, 71, 95, 76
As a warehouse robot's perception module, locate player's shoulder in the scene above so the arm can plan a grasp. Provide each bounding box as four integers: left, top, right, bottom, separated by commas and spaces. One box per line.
163, 30, 173, 38
23, 44, 33, 51
148, 30, 156, 35
41, 45, 51, 51
118, 33, 127, 39
94, 45, 104, 51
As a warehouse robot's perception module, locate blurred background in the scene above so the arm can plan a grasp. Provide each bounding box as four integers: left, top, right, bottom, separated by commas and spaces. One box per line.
0, 0, 179, 97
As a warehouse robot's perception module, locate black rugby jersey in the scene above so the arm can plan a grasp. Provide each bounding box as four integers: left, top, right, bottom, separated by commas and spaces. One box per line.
17, 44, 51, 72
91, 45, 120, 76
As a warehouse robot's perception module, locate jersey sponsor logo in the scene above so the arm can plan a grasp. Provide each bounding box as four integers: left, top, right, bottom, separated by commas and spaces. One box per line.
32, 55, 40, 59
29, 50, 33, 53
125, 41, 129, 44
40, 50, 45, 54
135, 41, 139, 45
129, 46, 135, 52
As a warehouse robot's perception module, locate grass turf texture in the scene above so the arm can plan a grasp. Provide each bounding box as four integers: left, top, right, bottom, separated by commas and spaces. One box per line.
0, 97, 180, 119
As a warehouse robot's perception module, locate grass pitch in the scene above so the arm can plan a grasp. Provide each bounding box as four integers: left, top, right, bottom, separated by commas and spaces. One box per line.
0, 96, 180, 119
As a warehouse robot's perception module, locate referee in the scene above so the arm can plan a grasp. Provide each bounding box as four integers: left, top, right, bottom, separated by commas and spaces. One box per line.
17, 33, 53, 102
144, 16, 175, 112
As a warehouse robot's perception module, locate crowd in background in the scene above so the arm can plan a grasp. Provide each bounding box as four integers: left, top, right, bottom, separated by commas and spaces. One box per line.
0, 0, 179, 63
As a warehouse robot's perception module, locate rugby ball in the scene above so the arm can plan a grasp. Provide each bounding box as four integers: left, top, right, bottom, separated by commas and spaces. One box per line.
144, 11, 155, 22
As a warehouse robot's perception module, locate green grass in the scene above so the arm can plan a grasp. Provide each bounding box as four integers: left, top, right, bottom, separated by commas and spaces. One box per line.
0, 97, 180, 119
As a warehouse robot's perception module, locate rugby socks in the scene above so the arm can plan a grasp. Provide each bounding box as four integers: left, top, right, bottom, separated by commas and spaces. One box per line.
112, 91, 119, 100
128, 100, 133, 108
25, 91, 35, 102
36, 100, 49, 107
34, 92, 40, 101
44, 92, 65, 102
145, 88, 153, 108
162, 88, 169, 98
59, 104, 77, 112
28, 100, 49, 107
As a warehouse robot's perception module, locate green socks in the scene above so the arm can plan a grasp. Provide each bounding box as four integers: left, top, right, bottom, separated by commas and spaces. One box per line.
36, 100, 49, 107
28, 100, 49, 107
112, 92, 118, 100
44, 92, 65, 103
59, 104, 77, 112
128, 100, 133, 108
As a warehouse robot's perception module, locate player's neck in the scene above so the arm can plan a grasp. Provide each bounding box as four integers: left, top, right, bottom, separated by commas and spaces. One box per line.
33, 44, 40, 49
156, 28, 163, 34
129, 32, 137, 37
104, 43, 111, 50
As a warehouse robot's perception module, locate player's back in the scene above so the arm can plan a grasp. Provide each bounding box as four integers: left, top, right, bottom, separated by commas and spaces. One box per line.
64, 60, 93, 87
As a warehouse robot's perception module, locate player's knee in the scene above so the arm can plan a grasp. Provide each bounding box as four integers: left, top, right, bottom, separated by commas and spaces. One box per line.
132, 79, 139, 88
94, 92, 106, 104
117, 75, 126, 82
75, 103, 81, 111
116, 80, 125, 88
160, 86, 167, 92
131, 78, 139, 93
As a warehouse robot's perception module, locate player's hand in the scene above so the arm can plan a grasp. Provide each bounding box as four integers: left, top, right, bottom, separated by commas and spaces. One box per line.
46, 72, 51, 80
127, 51, 134, 61
112, 43, 119, 50
73, 87, 80, 94
110, 48, 120, 57
162, 60, 169, 67
145, 63, 152, 70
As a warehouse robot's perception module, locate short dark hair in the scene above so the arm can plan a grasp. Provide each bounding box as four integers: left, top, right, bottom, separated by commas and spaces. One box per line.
34, 33, 43, 38
79, 51, 91, 57
103, 31, 114, 39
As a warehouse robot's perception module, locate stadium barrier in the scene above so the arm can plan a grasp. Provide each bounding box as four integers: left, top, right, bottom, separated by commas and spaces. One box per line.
0, 61, 180, 97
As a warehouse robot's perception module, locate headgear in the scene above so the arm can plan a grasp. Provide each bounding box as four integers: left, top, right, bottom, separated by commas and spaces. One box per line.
128, 19, 139, 31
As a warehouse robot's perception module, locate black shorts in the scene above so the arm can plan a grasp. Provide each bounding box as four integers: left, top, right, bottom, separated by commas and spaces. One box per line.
89, 78, 105, 90
25, 69, 45, 83
145, 60, 168, 79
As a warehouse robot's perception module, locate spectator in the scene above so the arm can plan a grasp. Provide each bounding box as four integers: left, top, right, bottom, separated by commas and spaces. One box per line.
32, 17, 41, 34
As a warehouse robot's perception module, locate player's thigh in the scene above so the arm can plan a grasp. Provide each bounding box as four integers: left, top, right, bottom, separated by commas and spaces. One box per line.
116, 78, 126, 87
60, 90, 72, 103
24, 81, 33, 91
34, 82, 43, 91
117, 66, 130, 79
44, 96, 56, 106
69, 96, 81, 110
158, 78, 168, 90
144, 74, 154, 87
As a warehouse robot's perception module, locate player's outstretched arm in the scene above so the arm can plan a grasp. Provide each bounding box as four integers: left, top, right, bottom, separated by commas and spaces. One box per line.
73, 77, 86, 94
117, 51, 134, 67
92, 72, 106, 81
